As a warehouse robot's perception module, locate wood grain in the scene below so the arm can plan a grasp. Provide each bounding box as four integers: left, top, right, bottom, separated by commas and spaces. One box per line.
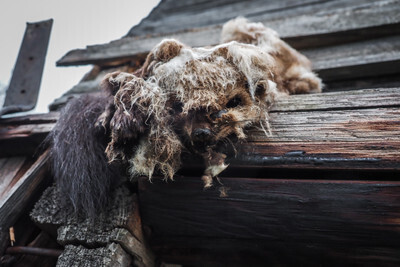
271, 87, 400, 112
57, 0, 400, 67
127, 0, 393, 38
0, 150, 49, 230
1, 88, 399, 167
0, 112, 57, 157
0, 157, 26, 199
138, 176, 400, 266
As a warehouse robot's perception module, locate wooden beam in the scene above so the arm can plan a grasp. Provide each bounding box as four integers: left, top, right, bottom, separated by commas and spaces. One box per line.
1, 88, 399, 167
127, 0, 397, 41
305, 35, 400, 81
0, 112, 58, 157
56, 1, 400, 67
138, 176, 400, 266
0, 157, 26, 199
271, 87, 400, 112
0, 150, 50, 231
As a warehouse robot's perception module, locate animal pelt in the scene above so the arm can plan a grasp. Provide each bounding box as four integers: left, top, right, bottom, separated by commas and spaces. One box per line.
48, 17, 321, 217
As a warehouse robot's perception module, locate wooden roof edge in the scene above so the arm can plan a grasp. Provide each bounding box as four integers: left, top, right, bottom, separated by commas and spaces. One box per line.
1, 88, 399, 163
56, 0, 400, 67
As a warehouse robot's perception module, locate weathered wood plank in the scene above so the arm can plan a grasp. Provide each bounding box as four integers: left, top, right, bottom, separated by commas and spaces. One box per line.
236, 106, 400, 169
31, 185, 155, 266
265, 108, 400, 142
2, 88, 399, 167
57, 0, 400, 67
0, 150, 49, 230
151, 237, 400, 266
305, 35, 400, 81
138, 176, 400, 266
56, 243, 132, 267
127, 0, 377, 37
0, 157, 26, 199
0, 112, 58, 157
1, 19, 53, 116
271, 87, 400, 112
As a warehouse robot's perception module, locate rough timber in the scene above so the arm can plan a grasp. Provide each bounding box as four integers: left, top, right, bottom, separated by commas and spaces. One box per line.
1, 0, 400, 266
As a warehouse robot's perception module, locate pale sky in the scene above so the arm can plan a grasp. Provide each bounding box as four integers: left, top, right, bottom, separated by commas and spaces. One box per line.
0, 0, 160, 113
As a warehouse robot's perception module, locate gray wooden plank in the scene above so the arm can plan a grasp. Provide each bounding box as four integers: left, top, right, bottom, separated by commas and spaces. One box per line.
271, 87, 400, 112
57, 0, 400, 67
1, 19, 53, 116
127, 0, 374, 37
251, 107, 400, 143
305, 35, 400, 81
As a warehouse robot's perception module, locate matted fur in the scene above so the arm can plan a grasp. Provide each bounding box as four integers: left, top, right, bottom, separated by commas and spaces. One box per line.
47, 92, 121, 217
105, 17, 321, 183
49, 18, 321, 216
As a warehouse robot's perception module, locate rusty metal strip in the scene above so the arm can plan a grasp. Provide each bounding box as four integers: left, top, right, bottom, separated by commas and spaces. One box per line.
0, 19, 53, 116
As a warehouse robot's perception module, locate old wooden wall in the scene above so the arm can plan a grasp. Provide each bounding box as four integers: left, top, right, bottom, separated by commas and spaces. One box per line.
1, 0, 400, 266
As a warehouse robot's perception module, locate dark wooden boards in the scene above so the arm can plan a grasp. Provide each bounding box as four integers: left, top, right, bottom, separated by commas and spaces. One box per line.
0, 112, 57, 157
1, 19, 53, 116
57, 0, 400, 67
138, 176, 400, 266
0, 151, 49, 229
0, 150, 50, 256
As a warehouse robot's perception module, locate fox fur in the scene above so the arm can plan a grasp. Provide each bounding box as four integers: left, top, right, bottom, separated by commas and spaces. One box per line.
48, 17, 321, 217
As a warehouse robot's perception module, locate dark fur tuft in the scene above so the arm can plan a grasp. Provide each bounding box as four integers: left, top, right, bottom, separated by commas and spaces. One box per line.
47, 92, 120, 218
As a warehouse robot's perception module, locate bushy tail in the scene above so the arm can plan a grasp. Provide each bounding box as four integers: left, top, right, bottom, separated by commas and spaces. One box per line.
47, 92, 120, 218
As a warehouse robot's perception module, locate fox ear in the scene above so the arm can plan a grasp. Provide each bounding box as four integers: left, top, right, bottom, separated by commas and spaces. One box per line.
138, 39, 184, 77
105, 73, 151, 162
154, 39, 183, 62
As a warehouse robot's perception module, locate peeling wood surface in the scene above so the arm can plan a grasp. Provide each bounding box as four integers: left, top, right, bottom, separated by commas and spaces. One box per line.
138, 176, 400, 266
57, 0, 400, 67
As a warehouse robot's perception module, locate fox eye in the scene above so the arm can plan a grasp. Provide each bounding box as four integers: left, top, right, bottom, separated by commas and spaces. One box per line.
226, 96, 242, 108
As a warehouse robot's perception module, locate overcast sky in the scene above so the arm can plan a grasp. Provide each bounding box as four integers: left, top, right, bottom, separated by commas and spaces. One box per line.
0, 0, 159, 113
